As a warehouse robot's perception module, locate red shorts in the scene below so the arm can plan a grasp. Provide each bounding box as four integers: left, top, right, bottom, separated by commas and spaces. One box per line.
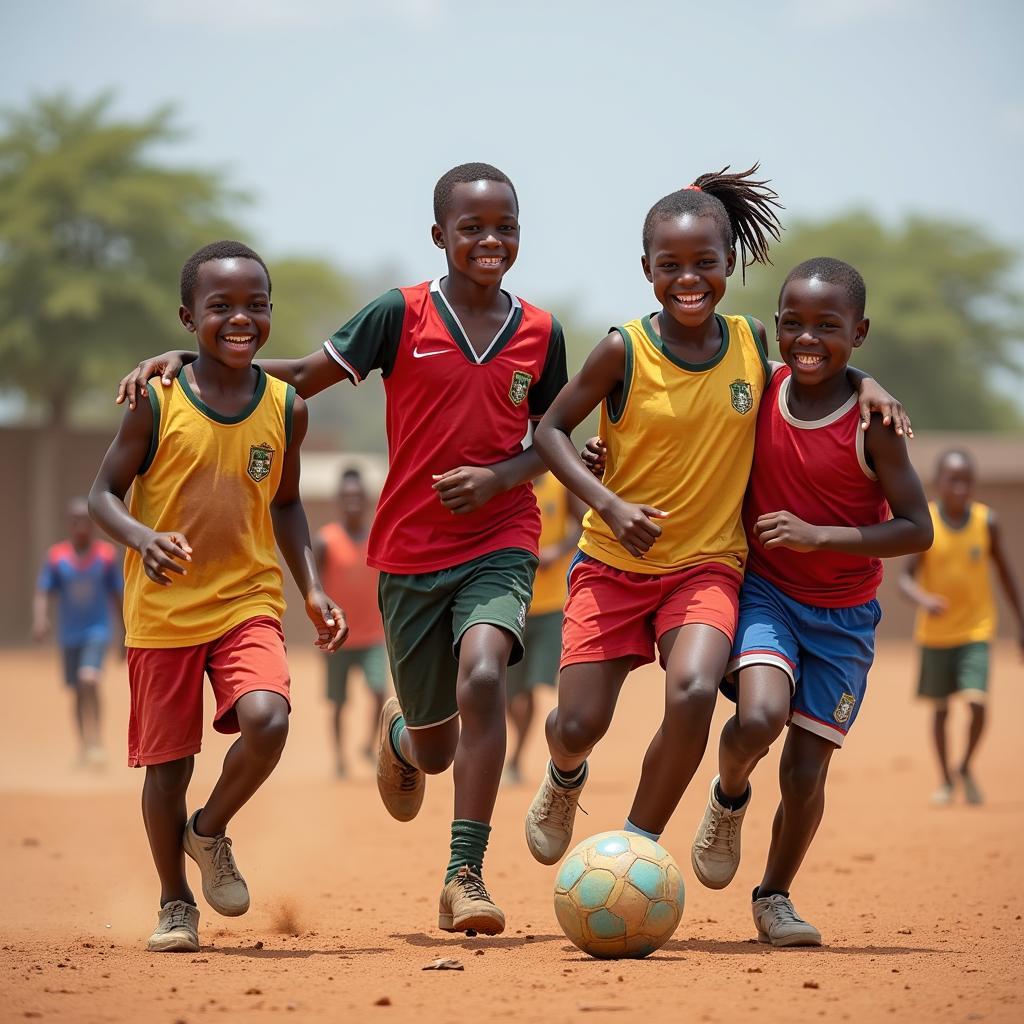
126, 616, 290, 767
561, 553, 742, 670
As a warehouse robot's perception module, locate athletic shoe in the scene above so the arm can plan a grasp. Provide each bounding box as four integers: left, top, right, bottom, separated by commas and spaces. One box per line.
376, 697, 424, 821
146, 900, 200, 953
183, 810, 250, 917
752, 892, 822, 947
930, 782, 955, 806
438, 866, 505, 935
524, 763, 587, 865
691, 775, 749, 889
960, 769, 984, 805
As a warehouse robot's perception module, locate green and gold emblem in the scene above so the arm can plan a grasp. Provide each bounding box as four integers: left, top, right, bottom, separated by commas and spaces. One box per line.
729, 379, 753, 414
509, 370, 532, 407
833, 692, 856, 724
247, 442, 275, 483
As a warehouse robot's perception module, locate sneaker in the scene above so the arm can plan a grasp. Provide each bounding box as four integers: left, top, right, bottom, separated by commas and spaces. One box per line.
146, 900, 200, 953
376, 697, 424, 821
930, 781, 955, 806
524, 763, 587, 865
752, 892, 822, 947
85, 745, 108, 770
960, 769, 984, 805
691, 776, 749, 890
438, 866, 505, 935
183, 810, 250, 917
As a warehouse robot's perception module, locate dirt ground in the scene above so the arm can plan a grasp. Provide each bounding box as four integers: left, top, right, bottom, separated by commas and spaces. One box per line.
2, 640, 1022, 1024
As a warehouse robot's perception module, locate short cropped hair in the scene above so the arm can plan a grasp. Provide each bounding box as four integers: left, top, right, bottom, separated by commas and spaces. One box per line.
180, 240, 271, 308
433, 163, 518, 222
781, 257, 866, 319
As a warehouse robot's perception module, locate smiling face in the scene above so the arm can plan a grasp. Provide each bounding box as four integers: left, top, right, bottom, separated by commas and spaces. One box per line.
776, 276, 868, 387
642, 215, 734, 329
431, 180, 520, 286
179, 257, 272, 368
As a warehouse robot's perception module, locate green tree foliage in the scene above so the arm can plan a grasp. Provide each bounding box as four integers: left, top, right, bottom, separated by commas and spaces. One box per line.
733, 213, 1023, 430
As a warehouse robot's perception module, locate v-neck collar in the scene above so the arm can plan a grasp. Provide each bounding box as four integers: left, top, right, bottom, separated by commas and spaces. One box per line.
429, 278, 523, 364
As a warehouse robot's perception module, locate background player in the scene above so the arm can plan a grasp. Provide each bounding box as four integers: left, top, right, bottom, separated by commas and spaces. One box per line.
899, 449, 1024, 805
504, 471, 584, 785
33, 496, 123, 767
316, 466, 388, 777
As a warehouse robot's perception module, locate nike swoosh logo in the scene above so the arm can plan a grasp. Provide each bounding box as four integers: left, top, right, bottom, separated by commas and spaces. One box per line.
412, 346, 451, 359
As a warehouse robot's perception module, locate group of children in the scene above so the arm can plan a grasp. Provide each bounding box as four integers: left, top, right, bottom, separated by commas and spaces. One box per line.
78, 160, 1018, 954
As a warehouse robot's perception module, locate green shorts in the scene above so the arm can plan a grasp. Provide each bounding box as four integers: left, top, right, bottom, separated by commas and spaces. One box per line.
917, 642, 990, 702
507, 610, 563, 698
326, 644, 388, 705
378, 547, 538, 729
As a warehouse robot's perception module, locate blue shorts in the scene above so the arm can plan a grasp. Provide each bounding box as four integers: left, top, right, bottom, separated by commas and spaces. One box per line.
62, 641, 107, 688
724, 572, 881, 748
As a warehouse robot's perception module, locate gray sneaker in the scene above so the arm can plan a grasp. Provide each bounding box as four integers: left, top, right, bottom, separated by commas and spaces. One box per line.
524, 763, 587, 865
147, 900, 200, 953
183, 810, 250, 917
752, 893, 822, 947
691, 776, 749, 890
960, 769, 984, 805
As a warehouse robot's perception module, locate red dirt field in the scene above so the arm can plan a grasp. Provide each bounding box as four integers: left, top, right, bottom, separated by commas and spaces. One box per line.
2, 641, 1022, 1023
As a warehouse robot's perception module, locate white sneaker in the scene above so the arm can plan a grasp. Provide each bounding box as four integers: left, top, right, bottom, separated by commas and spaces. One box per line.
930, 782, 955, 806
691, 776, 749, 890
752, 892, 821, 947
524, 763, 587, 865
147, 900, 200, 952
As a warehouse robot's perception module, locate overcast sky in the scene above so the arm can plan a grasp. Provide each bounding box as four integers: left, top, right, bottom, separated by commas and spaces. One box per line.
2, 0, 1022, 326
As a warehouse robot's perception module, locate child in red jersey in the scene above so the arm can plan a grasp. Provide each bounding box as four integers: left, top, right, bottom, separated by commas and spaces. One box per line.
690, 258, 932, 947
114, 164, 567, 936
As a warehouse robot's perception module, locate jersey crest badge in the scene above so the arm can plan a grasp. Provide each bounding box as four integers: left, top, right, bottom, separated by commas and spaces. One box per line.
833, 692, 856, 725
247, 443, 275, 483
729, 379, 753, 415
509, 370, 532, 407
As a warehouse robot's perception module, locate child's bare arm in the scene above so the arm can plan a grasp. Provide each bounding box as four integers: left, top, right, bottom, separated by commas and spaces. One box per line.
270, 396, 348, 652
988, 513, 1024, 657
756, 420, 932, 557
898, 552, 948, 615
88, 400, 193, 586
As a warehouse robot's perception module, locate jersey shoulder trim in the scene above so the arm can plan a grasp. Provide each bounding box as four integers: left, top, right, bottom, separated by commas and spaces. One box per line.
606, 327, 634, 425
639, 312, 733, 373
742, 315, 770, 384
284, 385, 296, 448
176, 366, 268, 425
138, 385, 162, 475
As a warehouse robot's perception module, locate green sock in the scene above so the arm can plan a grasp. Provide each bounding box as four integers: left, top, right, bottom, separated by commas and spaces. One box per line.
445, 819, 491, 884
389, 714, 413, 768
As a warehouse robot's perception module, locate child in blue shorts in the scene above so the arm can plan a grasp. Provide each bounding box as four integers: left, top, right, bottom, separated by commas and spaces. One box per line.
690, 258, 932, 946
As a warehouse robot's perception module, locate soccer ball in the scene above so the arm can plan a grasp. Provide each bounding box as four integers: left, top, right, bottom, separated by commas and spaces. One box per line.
553, 830, 684, 959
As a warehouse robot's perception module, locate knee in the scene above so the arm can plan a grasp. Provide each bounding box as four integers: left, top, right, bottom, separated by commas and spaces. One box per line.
779, 756, 828, 802
665, 672, 719, 720
734, 706, 787, 753
555, 710, 609, 756
414, 745, 456, 775
243, 708, 290, 760
147, 758, 193, 796
457, 659, 504, 717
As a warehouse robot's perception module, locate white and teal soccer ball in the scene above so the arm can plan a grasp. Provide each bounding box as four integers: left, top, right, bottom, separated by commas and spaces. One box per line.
553, 830, 684, 959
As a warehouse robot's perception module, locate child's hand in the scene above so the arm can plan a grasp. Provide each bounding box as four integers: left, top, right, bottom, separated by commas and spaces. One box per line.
755, 511, 822, 553
31, 615, 49, 643
581, 437, 606, 478
116, 352, 186, 410
856, 379, 913, 438
138, 530, 192, 586
432, 466, 502, 514
602, 497, 667, 559
306, 588, 348, 652
920, 592, 950, 616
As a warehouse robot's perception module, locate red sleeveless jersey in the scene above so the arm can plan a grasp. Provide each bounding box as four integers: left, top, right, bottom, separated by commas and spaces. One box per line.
325, 281, 567, 574
744, 367, 890, 607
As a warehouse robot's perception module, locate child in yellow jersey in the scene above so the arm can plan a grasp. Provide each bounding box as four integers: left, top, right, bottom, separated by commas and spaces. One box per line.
527, 166, 907, 864
900, 449, 1024, 805
504, 472, 585, 785
89, 241, 347, 954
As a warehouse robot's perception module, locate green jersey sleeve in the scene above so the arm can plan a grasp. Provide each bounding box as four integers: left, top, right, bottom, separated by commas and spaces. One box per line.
326, 289, 406, 382
528, 315, 569, 419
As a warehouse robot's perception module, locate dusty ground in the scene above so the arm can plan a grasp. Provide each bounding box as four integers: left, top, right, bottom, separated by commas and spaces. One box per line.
1, 640, 1022, 1023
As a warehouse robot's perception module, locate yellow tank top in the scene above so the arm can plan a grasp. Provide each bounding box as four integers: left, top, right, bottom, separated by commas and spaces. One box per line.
530, 473, 574, 616
914, 501, 995, 647
579, 313, 767, 575
124, 367, 294, 648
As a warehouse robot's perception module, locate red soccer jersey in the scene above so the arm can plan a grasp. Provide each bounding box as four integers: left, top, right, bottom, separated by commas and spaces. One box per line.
744, 367, 890, 607
324, 280, 567, 574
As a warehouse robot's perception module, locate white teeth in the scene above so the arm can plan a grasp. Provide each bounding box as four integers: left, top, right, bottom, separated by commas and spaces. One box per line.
795, 354, 823, 365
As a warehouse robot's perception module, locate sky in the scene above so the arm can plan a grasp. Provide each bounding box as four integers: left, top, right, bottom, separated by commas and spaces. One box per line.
2, 0, 1023, 326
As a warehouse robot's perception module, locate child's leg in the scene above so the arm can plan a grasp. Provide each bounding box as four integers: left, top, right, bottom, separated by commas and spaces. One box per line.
627, 624, 731, 835
507, 688, 533, 775
961, 700, 986, 774
361, 648, 388, 760
142, 755, 196, 906
325, 653, 349, 773
932, 700, 953, 788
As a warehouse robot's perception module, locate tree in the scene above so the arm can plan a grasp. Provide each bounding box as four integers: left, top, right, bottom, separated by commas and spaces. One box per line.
734, 212, 1023, 430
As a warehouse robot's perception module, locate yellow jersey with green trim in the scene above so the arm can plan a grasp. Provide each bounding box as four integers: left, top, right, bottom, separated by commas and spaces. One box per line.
579, 313, 767, 575
124, 366, 294, 648
914, 501, 995, 647
530, 473, 573, 616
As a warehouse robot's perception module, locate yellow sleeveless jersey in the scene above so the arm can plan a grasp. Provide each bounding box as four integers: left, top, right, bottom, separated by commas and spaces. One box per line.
124, 367, 294, 648
914, 501, 995, 647
530, 473, 573, 615
579, 313, 768, 575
